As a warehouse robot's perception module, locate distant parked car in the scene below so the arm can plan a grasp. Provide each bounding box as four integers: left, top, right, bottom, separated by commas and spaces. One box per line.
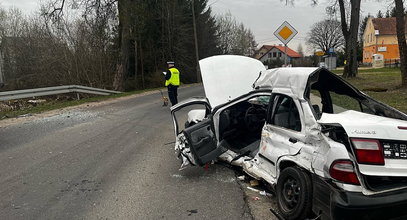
171, 55, 407, 220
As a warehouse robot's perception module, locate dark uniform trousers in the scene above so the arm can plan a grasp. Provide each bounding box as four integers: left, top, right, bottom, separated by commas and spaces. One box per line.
167, 84, 178, 106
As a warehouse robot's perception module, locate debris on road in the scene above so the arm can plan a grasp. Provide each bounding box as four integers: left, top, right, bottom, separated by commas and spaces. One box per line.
28, 99, 47, 105
247, 186, 273, 197
259, 190, 273, 197
249, 179, 259, 186
187, 209, 198, 216
247, 186, 260, 193
237, 175, 245, 181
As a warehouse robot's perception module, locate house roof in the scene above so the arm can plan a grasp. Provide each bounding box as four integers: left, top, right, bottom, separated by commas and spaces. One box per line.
257, 45, 302, 60
372, 17, 407, 35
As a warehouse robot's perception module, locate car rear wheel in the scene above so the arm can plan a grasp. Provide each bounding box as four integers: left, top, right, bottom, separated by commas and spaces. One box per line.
276, 166, 313, 220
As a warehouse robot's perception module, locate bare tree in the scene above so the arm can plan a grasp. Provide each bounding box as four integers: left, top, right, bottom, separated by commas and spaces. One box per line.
307, 19, 344, 54
45, 0, 126, 90
0, 2, 118, 91
334, 0, 361, 78
394, 0, 407, 87
113, 0, 133, 91
4, 0, 220, 91
281, 0, 359, 77
216, 12, 257, 56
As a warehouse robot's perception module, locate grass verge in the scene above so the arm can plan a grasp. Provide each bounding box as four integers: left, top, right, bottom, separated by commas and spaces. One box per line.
333, 68, 407, 114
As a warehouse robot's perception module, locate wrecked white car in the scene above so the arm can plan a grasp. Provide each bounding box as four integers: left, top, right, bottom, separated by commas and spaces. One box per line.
170, 55, 407, 220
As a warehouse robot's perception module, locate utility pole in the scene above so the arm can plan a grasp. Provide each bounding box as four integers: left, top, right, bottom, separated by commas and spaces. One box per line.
191, 0, 201, 83
0, 51, 4, 88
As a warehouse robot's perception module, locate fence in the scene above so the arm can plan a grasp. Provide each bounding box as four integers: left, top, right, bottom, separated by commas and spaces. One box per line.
0, 85, 121, 101
384, 59, 401, 68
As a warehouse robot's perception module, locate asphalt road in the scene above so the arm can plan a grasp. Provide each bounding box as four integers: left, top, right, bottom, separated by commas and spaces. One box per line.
0, 85, 261, 220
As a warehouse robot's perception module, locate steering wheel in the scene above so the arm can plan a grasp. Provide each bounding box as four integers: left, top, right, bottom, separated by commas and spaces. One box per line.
244, 106, 266, 132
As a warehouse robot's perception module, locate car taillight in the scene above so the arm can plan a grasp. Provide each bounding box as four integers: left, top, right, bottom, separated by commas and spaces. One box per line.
329, 160, 360, 185
351, 138, 384, 165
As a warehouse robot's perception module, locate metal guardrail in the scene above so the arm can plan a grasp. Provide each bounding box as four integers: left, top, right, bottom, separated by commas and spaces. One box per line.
0, 85, 121, 101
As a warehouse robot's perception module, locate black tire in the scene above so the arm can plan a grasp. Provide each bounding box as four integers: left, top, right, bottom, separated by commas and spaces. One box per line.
276, 166, 313, 220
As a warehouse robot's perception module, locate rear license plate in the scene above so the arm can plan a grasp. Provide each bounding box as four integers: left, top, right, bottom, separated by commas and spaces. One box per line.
382, 141, 407, 159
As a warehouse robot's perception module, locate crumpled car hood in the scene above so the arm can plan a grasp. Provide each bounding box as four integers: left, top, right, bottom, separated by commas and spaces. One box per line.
199, 55, 266, 108
318, 110, 407, 141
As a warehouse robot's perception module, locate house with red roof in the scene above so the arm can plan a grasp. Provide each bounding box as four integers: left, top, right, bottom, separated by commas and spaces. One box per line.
254, 44, 302, 65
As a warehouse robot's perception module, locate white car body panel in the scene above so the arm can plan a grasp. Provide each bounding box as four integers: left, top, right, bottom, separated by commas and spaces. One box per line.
318, 110, 407, 141
199, 55, 266, 108
318, 110, 407, 178
254, 67, 318, 99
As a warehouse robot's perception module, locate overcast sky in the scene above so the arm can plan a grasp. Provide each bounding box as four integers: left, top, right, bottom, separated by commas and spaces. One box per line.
209, 0, 393, 53
1, 0, 395, 54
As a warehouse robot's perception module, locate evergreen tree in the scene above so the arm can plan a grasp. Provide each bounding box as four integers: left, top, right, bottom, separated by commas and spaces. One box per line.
376, 10, 383, 18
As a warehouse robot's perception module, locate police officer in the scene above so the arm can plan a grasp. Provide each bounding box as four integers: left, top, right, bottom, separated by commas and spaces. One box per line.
165, 61, 180, 106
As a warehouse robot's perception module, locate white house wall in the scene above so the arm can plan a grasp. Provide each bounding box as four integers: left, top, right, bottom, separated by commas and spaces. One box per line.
259, 48, 289, 63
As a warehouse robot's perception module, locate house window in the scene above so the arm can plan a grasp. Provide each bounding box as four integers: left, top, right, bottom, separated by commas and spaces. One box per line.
278, 52, 282, 57
273, 52, 277, 57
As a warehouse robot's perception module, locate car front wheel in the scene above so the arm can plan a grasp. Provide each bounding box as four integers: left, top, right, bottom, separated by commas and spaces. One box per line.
276, 166, 313, 220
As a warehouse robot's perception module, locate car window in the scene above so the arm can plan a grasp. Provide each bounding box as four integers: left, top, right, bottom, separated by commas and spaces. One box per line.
248, 95, 271, 106
173, 103, 209, 133
329, 92, 362, 113
270, 95, 301, 132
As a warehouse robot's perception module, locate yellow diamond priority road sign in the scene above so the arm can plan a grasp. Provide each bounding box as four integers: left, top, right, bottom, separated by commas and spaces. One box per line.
274, 21, 298, 45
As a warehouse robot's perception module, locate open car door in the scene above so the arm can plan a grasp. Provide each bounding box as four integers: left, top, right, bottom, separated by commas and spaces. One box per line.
171, 97, 223, 168
182, 118, 224, 166
171, 55, 266, 168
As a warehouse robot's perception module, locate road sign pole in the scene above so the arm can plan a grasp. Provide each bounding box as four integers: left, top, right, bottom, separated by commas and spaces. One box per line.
284, 44, 287, 66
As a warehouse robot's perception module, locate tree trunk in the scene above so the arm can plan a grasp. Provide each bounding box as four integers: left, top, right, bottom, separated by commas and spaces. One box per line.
134, 37, 138, 89
113, 0, 134, 91
395, 0, 407, 87
139, 34, 145, 89
339, 0, 360, 78
0, 51, 4, 88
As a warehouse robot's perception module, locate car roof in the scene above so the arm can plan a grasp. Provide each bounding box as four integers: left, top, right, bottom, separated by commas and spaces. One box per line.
253, 67, 320, 99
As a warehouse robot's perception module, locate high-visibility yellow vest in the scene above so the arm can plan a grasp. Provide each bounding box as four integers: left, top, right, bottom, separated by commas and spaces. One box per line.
165, 67, 180, 86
